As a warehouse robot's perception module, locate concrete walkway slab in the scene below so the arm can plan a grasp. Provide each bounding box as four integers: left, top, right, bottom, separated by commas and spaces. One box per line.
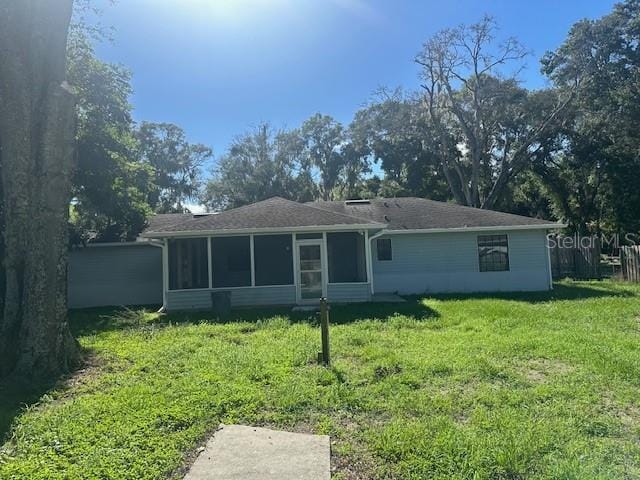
184, 425, 330, 480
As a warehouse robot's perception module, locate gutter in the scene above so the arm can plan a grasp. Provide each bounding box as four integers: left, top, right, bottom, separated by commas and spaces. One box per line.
367, 229, 386, 295
72, 240, 162, 248
383, 224, 567, 234
545, 234, 554, 291
141, 223, 387, 239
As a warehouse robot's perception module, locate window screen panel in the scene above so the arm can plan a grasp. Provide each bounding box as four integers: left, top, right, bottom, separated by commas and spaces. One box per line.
478, 234, 510, 272
211, 236, 251, 287
327, 232, 367, 283
168, 238, 208, 290
376, 238, 392, 261
254, 234, 294, 286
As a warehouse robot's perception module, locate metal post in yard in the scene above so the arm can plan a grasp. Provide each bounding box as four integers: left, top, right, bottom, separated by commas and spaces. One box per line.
319, 297, 330, 366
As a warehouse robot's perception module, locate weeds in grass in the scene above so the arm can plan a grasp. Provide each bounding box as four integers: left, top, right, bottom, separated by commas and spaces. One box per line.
1, 281, 639, 479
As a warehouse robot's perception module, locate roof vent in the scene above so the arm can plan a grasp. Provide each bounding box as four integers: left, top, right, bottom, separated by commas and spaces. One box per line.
192, 212, 218, 218
344, 199, 370, 205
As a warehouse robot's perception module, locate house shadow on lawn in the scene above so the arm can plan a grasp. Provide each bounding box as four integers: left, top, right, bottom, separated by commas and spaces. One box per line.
67, 282, 636, 338
159, 297, 441, 327
420, 281, 637, 304
68, 297, 442, 333
328, 300, 440, 324
176, 282, 634, 326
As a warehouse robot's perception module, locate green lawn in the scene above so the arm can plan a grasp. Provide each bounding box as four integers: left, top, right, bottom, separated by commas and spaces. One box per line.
1, 281, 639, 479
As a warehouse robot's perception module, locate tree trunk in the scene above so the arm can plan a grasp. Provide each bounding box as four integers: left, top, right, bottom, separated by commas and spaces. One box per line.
0, 144, 4, 316
0, 0, 80, 379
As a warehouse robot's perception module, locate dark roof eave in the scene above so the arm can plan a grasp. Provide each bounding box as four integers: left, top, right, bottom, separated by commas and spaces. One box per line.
384, 223, 566, 234
141, 222, 388, 238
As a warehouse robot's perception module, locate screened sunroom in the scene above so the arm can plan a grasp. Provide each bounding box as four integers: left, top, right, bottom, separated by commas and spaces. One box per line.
161, 230, 374, 310
139, 196, 559, 311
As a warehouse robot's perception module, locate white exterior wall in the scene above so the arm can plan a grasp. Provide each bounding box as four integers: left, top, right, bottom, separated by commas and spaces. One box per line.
68, 244, 162, 308
165, 283, 372, 310
166, 285, 297, 310
68, 228, 552, 311
372, 229, 551, 294
327, 283, 371, 303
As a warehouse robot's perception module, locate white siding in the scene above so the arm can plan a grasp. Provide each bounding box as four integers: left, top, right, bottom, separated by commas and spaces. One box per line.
372, 229, 551, 294
68, 244, 162, 308
327, 283, 371, 303
166, 283, 372, 310
166, 285, 296, 311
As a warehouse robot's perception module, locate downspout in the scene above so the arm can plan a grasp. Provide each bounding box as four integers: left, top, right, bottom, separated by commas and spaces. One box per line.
147, 239, 167, 313
545, 231, 554, 291
367, 229, 386, 295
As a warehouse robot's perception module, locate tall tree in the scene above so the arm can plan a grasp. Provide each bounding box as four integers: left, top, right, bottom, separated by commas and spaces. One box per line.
541, 0, 640, 234
299, 114, 345, 201
136, 122, 212, 213
0, 0, 80, 377
0, 156, 4, 315
67, 28, 154, 243
416, 16, 575, 209
202, 124, 311, 210
338, 141, 371, 200
350, 91, 450, 200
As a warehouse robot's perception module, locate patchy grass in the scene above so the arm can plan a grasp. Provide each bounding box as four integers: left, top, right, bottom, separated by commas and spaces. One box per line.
1, 280, 640, 479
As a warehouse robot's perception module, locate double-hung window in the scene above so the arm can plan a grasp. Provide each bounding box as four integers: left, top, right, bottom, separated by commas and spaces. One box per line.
478, 234, 510, 272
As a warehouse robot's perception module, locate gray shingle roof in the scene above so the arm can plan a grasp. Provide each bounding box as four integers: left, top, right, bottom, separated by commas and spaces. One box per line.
307, 197, 559, 231
143, 197, 383, 236
143, 196, 560, 237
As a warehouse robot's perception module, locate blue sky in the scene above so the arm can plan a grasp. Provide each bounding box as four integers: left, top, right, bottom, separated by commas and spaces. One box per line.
91, 0, 617, 158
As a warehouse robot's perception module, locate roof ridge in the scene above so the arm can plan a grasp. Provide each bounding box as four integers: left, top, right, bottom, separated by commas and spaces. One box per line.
375, 197, 555, 223
303, 201, 381, 225
412, 197, 553, 221
208, 196, 381, 226
200, 196, 289, 219
308, 196, 556, 225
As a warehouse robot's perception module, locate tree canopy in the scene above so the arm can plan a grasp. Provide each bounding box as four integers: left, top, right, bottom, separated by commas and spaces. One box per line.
201, 2, 639, 238
4, 0, 639, 254
67, 29, 212, 243
60, 0, 640, 242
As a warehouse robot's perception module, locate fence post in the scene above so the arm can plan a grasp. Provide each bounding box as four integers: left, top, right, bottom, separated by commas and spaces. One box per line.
319, 297, 330, 366
620, 246, 640, 283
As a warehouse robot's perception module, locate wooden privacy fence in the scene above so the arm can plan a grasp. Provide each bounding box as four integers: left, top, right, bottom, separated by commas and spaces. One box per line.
620, 246, 640, 283
549, 235, 601, 280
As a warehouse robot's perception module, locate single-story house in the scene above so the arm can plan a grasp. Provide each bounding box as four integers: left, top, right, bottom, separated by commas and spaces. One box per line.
136, 196, 562, 311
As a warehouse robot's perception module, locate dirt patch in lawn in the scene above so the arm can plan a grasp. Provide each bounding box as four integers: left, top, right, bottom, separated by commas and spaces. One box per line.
599, 391, 640, 435
328, 415, 382, 480
519, 358, 575, 383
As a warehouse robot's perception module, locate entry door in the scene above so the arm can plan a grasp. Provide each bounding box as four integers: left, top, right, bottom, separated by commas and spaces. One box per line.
296, 240, 326, 304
